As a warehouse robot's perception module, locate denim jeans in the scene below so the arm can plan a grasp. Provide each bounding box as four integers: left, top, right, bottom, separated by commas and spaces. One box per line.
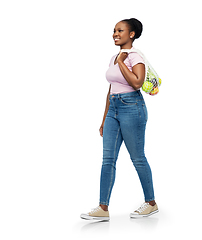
99, 90, 155, 206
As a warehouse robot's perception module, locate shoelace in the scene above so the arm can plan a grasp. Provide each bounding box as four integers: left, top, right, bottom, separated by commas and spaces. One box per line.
136, 202, 149, 213
89, 206, 101, 214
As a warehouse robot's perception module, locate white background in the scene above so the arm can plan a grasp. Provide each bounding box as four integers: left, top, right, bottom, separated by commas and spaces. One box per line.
0, 0, 202, 239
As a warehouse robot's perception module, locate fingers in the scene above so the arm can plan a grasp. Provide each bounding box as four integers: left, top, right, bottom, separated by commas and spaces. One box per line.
99, 127, 103, 137
117, 52, 128, 62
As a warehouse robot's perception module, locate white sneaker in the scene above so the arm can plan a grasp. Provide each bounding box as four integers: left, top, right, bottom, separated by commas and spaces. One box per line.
130, 202, 159, 218
80, 206, 110, 221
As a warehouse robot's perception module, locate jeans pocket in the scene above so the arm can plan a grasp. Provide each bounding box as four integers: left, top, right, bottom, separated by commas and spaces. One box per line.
120, 96, 136, 105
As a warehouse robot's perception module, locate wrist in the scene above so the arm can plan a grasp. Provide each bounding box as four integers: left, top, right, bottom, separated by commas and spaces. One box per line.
117, 59, 124, 65
117, 59, 125, 64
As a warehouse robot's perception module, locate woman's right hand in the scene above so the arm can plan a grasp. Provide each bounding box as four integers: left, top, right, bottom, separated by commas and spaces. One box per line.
99, 125, 104, 137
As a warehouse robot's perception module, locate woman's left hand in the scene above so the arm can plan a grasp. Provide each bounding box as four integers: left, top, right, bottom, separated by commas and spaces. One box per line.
117, 51, 128, 63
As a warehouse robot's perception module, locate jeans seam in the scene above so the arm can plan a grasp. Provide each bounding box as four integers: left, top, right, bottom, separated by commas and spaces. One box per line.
105, 126, 121, 205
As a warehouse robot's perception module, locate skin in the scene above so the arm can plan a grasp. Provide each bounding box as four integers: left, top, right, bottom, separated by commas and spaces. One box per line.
99, 21, 156, 211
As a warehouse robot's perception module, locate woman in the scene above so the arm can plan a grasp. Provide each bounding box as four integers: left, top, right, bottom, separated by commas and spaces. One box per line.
81, 18, 158, 221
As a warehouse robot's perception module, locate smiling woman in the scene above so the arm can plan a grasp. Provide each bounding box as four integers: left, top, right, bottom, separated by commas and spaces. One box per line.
113, 22, 135, 49
80, 18, 158, 221
111, 19, 145, 92
113, 18, 142, 47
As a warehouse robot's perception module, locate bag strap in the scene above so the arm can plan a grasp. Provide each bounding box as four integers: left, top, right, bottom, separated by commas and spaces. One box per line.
120, 48, 160, 83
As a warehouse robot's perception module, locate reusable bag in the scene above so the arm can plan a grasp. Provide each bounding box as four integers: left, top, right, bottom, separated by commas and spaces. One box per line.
121, 48, 161, 95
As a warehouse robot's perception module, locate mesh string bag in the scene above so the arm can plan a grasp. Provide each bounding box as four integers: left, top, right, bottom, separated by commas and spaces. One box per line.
121, 48, 162, 95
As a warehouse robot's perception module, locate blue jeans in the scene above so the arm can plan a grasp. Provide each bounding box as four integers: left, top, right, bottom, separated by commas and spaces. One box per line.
99, 91, 155, 206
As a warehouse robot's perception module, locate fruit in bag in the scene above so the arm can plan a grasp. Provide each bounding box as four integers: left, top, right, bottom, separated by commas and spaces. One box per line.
149, 87, 159, 95
142, 81, 153, 93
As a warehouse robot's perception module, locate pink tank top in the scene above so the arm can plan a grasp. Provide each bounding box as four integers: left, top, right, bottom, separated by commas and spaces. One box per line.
106, 49, 145, 94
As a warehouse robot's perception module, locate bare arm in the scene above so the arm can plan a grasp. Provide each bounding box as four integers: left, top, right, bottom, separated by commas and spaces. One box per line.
117, 52, 145, 90
99, 85, 111, 137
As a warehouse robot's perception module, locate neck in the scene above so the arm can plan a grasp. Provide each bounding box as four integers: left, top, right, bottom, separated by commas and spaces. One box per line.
120, 43, 133, 50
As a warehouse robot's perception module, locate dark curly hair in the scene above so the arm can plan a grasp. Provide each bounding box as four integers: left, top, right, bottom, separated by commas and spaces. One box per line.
121, 18, 143, 41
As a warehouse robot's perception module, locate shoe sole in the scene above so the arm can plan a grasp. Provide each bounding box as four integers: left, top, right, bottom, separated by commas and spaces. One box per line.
80, 214, 110, 221
130, 209, 159, 218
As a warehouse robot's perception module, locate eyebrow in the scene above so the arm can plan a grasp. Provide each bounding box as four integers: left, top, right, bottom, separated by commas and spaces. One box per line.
114, 28, 123, 31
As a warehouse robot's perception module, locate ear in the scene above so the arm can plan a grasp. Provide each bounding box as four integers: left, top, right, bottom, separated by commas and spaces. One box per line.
130, 31, 135, 39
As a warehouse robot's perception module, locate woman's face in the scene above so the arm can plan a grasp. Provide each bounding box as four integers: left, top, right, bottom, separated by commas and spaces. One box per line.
113, 21, 134, 48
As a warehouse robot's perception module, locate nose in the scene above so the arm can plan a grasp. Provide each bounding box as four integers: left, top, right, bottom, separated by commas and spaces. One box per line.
113, 30, 118, 36
113, 32, 119, 38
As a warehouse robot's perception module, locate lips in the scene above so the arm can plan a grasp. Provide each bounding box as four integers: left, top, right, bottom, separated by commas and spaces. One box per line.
114, 38, 120, 42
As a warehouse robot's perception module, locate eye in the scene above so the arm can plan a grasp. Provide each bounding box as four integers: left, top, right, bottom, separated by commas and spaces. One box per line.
113, 29, 124, 34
